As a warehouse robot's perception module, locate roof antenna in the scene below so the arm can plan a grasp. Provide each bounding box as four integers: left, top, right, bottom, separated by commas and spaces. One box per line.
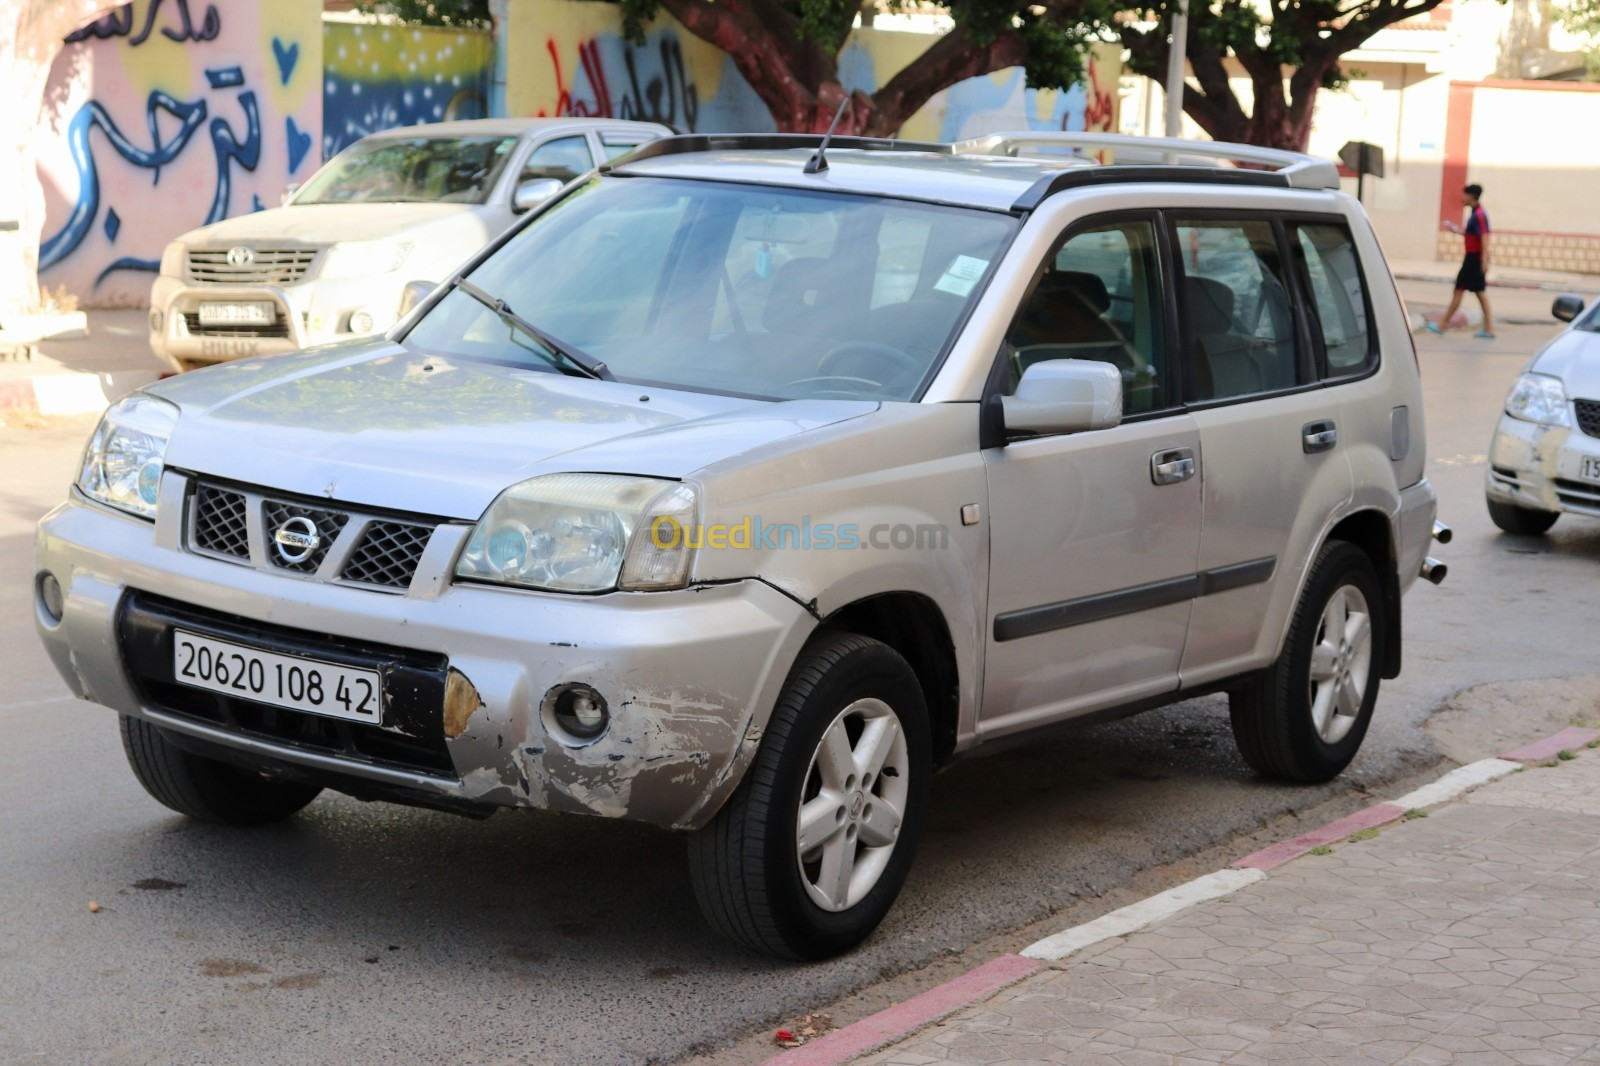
804, 95, 852, 175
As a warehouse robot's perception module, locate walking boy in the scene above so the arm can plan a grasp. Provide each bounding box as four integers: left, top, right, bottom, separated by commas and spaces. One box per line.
1427, 184, 1494, 338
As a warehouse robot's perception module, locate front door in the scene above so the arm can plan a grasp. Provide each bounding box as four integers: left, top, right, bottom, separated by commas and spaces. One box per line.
980, 215, 1203, 737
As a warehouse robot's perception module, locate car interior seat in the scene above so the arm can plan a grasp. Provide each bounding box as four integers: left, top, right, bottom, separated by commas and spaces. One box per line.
1185, 275, 1263, 400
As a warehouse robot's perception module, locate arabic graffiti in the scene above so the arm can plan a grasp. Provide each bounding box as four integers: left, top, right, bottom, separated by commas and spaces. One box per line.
36, 0, 320, 305
548, 35, 698, 131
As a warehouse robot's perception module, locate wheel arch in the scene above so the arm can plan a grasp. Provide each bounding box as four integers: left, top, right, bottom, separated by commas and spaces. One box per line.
818, 592, 961, 765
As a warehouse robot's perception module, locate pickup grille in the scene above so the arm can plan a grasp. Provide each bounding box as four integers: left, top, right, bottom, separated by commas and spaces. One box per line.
186, 247, 318, 285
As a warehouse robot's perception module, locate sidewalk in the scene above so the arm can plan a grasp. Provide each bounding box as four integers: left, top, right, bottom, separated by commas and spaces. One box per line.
0, 309, 165, 417
1387, 258, 1600, 297
781, 729, 1600, 1066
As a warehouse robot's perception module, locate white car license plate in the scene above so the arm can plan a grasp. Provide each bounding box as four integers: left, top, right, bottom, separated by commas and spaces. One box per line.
197, 301, 275, 326
1581, 456, 1600, 483
172, 630, 382, 724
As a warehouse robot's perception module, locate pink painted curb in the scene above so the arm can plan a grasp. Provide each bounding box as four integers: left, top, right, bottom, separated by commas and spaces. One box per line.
761, 954, 1041, 1066
1502, 726, 1600, 763
1233, 802, 1406, 870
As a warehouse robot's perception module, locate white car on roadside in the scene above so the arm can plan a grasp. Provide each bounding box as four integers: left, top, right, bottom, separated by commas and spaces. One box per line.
1486, 294, 1600, 533
146, 117, 669, 372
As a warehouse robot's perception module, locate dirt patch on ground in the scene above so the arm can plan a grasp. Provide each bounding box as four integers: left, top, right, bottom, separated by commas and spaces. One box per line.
1423, 673, 1600, 762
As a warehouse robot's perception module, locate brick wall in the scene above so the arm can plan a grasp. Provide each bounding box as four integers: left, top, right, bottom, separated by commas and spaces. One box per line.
1436, 230, 1600, 276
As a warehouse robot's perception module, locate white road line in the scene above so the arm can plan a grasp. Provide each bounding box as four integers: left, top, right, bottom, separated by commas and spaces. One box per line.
1391, 758, 1521, 810
1021, 868, 1266, 962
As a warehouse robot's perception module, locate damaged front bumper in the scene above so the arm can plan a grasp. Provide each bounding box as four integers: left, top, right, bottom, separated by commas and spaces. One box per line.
34, 494, 816, 829
1487, 414, 1600, 517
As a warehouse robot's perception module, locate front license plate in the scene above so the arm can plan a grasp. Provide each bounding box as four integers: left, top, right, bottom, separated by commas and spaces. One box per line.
172, 630, 382, 724
1581, 456, 1600, 483
197, 301, 275, 326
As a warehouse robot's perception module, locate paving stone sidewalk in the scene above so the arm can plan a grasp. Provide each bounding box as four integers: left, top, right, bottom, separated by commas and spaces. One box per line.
862, 752, 1600, 1065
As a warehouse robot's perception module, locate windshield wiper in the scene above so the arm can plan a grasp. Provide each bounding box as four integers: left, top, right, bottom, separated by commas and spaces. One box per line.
454, 278, 613, 381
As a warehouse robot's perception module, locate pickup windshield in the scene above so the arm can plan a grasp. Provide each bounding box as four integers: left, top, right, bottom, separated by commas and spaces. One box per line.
404, 176, 1016, 401
295, 135, 518, 205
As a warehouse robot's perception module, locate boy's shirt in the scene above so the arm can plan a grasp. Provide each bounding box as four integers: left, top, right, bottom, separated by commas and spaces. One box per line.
1464, 205, 1489, 255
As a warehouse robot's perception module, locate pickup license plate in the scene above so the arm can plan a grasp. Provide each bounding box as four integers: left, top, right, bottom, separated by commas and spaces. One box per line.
197, 301, 275, 326
172, 630, 382, 724
1582, 456, 1600, 483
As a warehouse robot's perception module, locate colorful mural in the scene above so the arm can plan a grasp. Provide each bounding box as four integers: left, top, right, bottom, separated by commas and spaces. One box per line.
322, 19, 494, 160
36, 0, 322, 307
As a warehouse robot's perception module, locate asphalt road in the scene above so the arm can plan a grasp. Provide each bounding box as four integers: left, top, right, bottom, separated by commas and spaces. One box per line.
4, 302, 1599, 1065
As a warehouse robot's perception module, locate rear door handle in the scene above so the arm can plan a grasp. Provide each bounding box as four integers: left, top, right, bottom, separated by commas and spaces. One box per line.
1302, 420, 1338, 453
1151, 447, 1196, 485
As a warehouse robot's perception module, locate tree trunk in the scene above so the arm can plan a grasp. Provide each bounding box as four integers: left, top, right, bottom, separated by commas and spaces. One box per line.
1, 2, 126, 318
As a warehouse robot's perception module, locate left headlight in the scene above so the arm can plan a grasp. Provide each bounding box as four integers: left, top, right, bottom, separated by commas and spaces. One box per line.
1504, 373, 1572, 427
456, 474, 699, 593
78, 393, 179, 520
321, 240, 412, 279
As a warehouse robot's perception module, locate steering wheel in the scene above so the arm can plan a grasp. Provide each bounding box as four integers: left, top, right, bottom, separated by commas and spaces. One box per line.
816, 341, 921, 382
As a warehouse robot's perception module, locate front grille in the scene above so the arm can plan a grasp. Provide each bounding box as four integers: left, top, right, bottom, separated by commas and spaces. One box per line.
1575, 398, 1600, 439
181, 310, 290, 339
1554, 478, 1600, 511
262, 500, 348, 573
342, 521, 435, 588
192, 485, 250, 558
118, 592, 455, 778
186, 247, 318, 284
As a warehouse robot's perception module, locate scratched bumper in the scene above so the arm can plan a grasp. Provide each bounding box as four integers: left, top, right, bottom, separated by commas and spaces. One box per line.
1487, 414, 1600, 517
34, 493, 816, 829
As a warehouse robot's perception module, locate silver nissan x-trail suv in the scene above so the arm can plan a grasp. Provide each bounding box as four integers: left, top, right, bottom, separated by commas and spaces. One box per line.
36, 132, 1443, 959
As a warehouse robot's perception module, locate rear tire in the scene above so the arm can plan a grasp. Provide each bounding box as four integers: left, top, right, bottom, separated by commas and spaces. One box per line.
120, 716, 322, 825
688, 633, 931, 960
1230, 541, 1385, 783
1487, 498, 1558, 535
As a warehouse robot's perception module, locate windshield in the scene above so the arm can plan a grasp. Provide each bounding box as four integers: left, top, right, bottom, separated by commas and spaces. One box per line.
1579, 299, 1600, 333
403, 176, 1017, 401
294, 136, 518, 205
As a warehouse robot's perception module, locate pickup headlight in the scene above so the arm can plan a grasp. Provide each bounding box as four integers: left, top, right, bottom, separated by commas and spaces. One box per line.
321, 240, 411, 279
78, 394, 179, 519
159, 241, 184, 278
456, 474, 699, 593
1504, 373, 1571, 427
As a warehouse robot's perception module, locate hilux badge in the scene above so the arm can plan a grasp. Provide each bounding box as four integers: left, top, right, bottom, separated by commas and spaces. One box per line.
273, 517, 321, 564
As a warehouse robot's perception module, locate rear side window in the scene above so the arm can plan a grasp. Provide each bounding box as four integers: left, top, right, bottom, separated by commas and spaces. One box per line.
1293, 223, 1374, 376
1175, 219, 1301, 401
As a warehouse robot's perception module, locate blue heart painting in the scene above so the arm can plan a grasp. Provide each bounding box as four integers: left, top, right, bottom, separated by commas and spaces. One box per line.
286, 117, 312, 174
271, 38, 299, 85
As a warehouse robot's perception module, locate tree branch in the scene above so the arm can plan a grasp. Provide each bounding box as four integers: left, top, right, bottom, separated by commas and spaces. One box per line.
656, 0, 824, 128
865, 23, 1028, 135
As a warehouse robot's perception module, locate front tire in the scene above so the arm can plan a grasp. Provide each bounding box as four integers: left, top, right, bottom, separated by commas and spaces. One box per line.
1230, 541, 1385, 783
688, 633, 931, 960
120, 716, 322, 825
1487, 497, 1558, 535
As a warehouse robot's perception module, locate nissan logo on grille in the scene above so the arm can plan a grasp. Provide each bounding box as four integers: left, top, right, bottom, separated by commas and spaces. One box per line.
273, 517, 321, 564
225, 245, 255, 267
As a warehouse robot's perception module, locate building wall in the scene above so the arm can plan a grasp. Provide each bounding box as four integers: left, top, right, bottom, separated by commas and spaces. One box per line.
505, 0, 1119, 141
35, 0, 324, 308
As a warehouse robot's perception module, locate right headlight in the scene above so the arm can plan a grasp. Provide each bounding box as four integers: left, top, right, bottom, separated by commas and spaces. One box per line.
78, 393, 179, 520
455, 473, 699, 593
1504, 373, 1571, 427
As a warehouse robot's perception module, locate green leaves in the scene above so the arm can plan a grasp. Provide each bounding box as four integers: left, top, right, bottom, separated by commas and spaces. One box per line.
352, 0, 491, 28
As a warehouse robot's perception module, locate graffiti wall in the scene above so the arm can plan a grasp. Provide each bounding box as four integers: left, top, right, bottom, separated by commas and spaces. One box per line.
506, 0, 1118, 140
322, 18, 494, 160
35, 0, 322, 307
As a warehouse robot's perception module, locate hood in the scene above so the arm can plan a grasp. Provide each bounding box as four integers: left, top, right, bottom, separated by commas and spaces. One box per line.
183, 203, 494, 247
1529, 326, 1600, 400
151, 343, 877, 519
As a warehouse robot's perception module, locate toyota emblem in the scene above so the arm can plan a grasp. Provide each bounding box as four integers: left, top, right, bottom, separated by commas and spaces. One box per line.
226, 245, 255, 267
273, 516, 321, 564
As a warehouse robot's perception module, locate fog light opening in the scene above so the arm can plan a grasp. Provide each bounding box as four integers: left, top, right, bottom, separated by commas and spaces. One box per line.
38, 572, 64, 624
543, 683, 610, 745
349, 309, 375, 334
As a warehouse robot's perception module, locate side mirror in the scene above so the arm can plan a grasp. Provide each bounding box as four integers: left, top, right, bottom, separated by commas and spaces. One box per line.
1553, 294, 1585, 323
1001, 359, 1123, 438
512, 178, 563, 213
398, 279, 437, 319
280, 183, 300, 206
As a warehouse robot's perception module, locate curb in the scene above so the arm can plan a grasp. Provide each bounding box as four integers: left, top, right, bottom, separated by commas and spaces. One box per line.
767, 741, 1577, 1065
0, 369, 160, 417
1393, 270, 1600, 296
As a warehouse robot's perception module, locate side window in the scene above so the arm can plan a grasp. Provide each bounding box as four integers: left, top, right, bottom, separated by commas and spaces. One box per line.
1003, 219, 1168, 414
519, 136, 595, 185
600, 138, 647, 162
1176, 219, 1300, 401
1294, 223, 1374, 375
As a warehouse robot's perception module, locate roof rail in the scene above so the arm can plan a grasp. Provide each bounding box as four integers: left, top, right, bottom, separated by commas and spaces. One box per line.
603, 132, 951, 171
954, 132, 1341, 192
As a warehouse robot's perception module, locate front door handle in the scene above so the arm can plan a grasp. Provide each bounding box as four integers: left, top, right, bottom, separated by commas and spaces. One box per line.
1303, 420, 1338, 453
1151, 447, 1196, 485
